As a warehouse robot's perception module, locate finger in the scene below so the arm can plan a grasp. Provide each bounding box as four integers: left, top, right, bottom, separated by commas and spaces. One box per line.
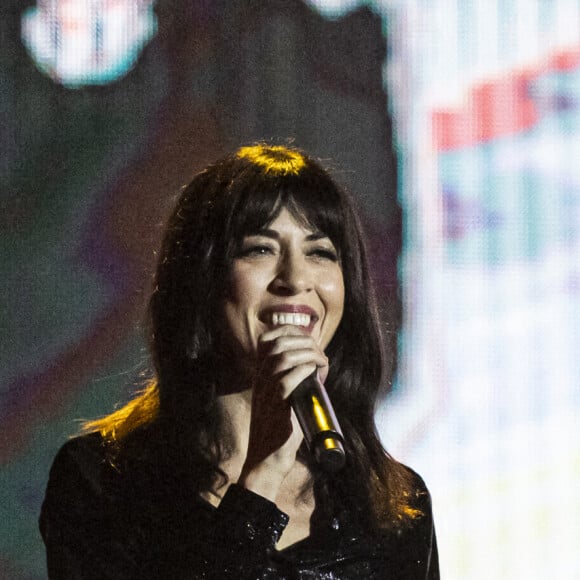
289, 408, 304, 444
317, 366, 329, 384
266, 348, 328, 376
259, 324, 310, 343
260, 333, 322, 357
257, 343, 327, 382
277, 363, 319, 399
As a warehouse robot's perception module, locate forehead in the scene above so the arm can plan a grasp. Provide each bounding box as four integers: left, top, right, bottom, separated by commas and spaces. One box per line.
230, 194, 342, 254
253, 207, 320, 235
248, 209, 330, 242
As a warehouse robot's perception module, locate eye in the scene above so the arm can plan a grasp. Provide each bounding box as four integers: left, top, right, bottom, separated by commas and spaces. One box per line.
237, 244, 275, 258
309, 247, 339, 262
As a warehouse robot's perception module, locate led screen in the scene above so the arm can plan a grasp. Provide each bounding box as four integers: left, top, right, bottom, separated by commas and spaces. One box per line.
310, 1, 580, 577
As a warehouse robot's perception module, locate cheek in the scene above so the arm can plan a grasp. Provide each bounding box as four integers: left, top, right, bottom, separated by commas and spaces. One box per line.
326, 270, 345, 310
221, 301, 257, 359
222, 266, 265, 350
321, 270, 345, 334
226, 267, 256, 311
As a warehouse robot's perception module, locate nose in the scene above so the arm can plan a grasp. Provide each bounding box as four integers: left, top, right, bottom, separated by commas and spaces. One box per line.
270, 252, 312, 295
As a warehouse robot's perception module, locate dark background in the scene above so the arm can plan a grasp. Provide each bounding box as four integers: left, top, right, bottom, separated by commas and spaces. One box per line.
1, 1, 401, 576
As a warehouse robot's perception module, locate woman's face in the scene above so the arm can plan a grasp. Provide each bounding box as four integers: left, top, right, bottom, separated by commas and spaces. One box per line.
223, 207, 345, 362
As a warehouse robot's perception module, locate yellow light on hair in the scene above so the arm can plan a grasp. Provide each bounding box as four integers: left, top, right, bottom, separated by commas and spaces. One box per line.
236, 145, 306, 176
81, 379, 160, 442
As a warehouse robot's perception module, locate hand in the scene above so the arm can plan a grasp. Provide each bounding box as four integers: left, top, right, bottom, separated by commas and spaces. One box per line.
238, 325, 329, 501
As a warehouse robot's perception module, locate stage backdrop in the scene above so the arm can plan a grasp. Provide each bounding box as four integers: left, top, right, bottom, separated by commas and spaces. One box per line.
2, 1, 580, 579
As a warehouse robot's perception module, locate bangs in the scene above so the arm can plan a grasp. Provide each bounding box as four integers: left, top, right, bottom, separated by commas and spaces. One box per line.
225, 168, 347, 257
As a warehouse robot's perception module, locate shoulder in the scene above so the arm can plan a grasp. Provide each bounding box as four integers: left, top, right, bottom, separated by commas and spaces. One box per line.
48, 433, 115, 483
404, 464, 431, 498
40, 437, 161, 577
42, 432, 122, 519
400, 463, 434, 519
381, 464, 439, 576
52, 431, 111, 462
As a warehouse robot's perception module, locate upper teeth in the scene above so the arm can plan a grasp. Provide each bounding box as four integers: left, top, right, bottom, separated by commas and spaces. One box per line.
272, 313, 311, 327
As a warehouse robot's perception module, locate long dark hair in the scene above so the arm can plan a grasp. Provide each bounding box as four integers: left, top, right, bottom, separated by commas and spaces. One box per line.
84, 144, 420, 527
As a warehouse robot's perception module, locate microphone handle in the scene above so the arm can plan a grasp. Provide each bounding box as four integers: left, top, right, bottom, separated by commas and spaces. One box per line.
289, 374, 346, 472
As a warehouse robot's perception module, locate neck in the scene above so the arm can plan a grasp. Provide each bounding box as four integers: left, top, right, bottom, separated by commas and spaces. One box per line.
214, 389, 313, 500
216, 389, 253, 481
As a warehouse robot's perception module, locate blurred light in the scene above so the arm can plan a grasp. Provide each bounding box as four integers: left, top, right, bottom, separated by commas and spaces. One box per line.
377, 2, 580, 578
21, 0, 157, 88
304, 0, 363, 18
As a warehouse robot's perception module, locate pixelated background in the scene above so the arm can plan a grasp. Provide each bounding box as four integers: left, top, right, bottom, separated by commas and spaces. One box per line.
2, 1, 579, 578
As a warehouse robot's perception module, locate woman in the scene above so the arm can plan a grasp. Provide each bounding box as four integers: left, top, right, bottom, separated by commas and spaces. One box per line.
40, 144, 439, 579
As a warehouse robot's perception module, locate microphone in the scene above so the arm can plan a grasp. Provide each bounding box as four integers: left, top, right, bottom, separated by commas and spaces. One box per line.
289, 372, 345, 472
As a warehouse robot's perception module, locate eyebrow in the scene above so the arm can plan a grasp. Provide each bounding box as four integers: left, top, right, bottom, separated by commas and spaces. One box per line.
247, 228, 329, 242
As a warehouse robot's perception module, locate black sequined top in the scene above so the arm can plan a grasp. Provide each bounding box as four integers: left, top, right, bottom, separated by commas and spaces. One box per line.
40, 434, 439, 579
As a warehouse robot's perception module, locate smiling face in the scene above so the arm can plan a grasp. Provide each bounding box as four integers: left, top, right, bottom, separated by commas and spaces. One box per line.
223, 208, 345, 365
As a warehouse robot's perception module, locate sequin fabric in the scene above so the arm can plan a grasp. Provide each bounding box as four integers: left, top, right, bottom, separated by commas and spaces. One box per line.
40, 434, 439, 579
